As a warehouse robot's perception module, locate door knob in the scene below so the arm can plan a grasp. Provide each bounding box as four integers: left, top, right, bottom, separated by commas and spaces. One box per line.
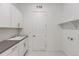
68, 37, 73, 41
33, 35, 36, 37
70, 38, 73, 41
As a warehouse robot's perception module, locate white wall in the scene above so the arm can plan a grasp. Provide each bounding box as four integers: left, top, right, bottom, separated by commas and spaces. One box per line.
62, 3, 79, 22
19, 3, 63, 51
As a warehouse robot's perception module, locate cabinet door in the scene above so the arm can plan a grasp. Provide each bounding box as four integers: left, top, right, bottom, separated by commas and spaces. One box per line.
18, 12, 23, 28
18, 40, 25, 56
23, 39, 27, 53
0, 3, 11, 27
9, 46, 18, 56
26, 39, 29, 51
7, 45, 19, 56
11, 5, 23, 28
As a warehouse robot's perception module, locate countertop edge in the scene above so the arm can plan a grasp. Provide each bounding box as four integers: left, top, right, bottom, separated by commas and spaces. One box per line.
0, 35, 28, 54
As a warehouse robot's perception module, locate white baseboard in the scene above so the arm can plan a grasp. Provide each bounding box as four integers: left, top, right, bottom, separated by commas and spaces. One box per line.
29, 49, 64, 52
62, 49, 71, 56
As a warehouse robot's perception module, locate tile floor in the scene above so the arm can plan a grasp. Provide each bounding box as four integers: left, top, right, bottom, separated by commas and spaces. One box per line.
26, 50, 67, 56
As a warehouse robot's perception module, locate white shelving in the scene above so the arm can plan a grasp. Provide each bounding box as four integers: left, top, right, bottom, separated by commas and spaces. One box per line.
58, 19, 79, 30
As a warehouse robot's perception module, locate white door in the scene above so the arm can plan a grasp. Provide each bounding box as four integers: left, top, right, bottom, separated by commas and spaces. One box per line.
30, 12, 47, 51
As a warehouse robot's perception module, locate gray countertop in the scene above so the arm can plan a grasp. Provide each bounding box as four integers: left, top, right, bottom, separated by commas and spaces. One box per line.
0, 36, 28, 54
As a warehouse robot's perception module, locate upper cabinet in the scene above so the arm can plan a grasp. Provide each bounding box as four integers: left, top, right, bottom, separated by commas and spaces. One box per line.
0, 4, 11, 27
59, 4, 79, 24
0, 3, 23, 28
11, 4, 23, 28
58, 4, 79, 30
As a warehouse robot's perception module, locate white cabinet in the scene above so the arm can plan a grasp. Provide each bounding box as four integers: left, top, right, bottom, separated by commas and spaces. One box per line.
26, 38, 29, 51
18, 39, 26, 56
0, 4, 11, 27
0, 3, 23, 28
7, 45, 19, 56
11, 5, 23, 28
18, 38, 29, 56
23, 39, 27, 54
